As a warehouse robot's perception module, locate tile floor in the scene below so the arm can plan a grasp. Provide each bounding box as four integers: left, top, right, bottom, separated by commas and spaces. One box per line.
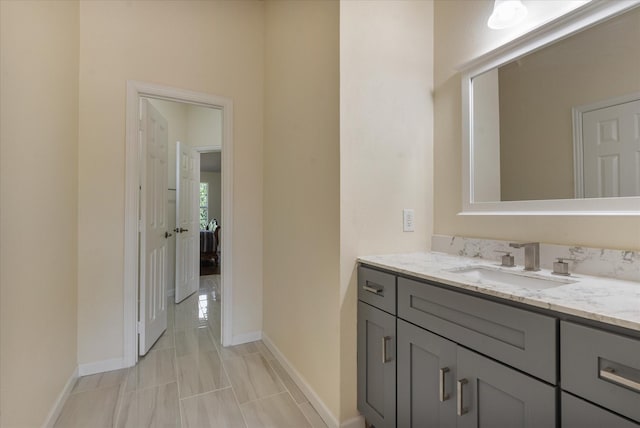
54, 275, 328, 428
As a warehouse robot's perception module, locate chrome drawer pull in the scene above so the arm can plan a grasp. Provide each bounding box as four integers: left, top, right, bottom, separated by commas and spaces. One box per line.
363, 284, 383, 295
381, 336, 392, 364
600, 367, 640, 393
457, 378, 468, 416
439, 367, 450, 402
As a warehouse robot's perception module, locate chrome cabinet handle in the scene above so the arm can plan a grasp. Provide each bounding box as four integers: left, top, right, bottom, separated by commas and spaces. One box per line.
457, 379, 468, 416
439, 367, 450, 402
381, 336, 392, 364
363, 284, 383, 295
600, 367, 640, 392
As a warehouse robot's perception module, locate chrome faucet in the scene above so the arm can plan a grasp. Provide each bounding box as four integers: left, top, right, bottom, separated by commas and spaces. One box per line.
508, 242, 540, 271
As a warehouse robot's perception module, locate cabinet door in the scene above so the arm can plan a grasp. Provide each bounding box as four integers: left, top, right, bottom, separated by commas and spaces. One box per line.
562, 392, 639, 428
457, 348, 556, 428
397, 320, 456, 428
358, 301, 396, 428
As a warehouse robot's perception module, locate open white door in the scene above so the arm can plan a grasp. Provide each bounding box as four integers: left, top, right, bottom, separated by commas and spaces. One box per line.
139, 99, 169, 356
582, 99, 640, 197
175, 142, 200, 303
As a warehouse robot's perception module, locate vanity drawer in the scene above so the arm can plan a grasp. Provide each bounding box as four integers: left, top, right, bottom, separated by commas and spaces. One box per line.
561, 321, 640, 423
398, 277, 557, 383
561, 392, 639, 428
358, 265, 396, 315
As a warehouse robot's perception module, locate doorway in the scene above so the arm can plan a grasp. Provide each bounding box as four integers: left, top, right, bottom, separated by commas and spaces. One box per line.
199, 151, 222, 277
573, 92, 640, 198
124, 81, 234, 366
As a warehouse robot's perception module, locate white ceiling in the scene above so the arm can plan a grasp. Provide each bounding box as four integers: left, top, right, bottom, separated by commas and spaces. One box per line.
201, 152, 221, 172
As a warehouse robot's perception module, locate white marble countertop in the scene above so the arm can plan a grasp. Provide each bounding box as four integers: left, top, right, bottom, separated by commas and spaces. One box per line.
358, 251, 640, 332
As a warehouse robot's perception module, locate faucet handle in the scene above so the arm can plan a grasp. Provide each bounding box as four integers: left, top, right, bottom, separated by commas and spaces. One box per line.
495, 250, 515, 267
553, 257, 574, 276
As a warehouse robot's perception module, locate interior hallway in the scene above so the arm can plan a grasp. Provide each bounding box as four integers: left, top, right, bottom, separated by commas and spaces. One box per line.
53, 275, 327, 427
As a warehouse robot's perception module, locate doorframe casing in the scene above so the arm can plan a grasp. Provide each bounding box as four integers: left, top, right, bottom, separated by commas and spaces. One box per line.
124, 81, 234, 366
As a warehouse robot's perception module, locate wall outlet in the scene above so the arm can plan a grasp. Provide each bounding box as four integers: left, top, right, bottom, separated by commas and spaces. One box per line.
403, 209, 415, 232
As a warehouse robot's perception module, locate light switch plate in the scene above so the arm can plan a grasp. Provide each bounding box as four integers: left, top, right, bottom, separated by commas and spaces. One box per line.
403, 209, 415, 232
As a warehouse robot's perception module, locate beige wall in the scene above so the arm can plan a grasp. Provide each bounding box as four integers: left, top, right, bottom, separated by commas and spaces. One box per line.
340, 0, 434, 421
498, 7, 640, 201
0, 1, 79, 426
187, 105, 222, 149
434, 0, 640, 251
77, 0, 264, 364
263, 0, 341, 420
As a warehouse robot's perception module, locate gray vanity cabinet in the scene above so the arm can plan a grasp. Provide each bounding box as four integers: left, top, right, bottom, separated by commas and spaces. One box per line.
397, 276, 557, 384
561, 392, 639, 428
359, 263, 640, 427
456, 347, 556, 428
561, 321, 640, 424
397, 319, 457, 428
397, 319, 556, 428
357, 301, 396, 428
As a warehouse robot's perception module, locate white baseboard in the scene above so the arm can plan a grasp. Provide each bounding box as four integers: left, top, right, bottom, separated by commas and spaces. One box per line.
78, 357, 127, 376
42, 366, 78, 428
262, 333, 341, 428
231, 330, 263, 345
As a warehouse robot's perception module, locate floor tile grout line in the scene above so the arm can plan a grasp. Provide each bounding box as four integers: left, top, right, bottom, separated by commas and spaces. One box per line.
296, 399, 324, 428
258, 360, 317, 427
292, 392, 316, 428
223, 360, 250, 428
112, 368, 129, 428
238, 390, 314, 428
239, 389, 300, 407
176, 282, 225, 426
178, 385, 234, 402
69, 368, 132, 396
173, 297, 186, 428
212, 304, 250, 428
128, 378, 178, 394
259, 344, 322, 427
264, 354, 310, 405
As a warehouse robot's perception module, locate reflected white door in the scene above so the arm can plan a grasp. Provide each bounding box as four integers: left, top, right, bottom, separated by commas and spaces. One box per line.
139, 99, 169, 356
582, 99, 640, 197
175, 142, 200, 303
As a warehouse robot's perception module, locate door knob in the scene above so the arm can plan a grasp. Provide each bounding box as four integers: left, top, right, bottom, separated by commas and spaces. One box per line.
174, 227, 189, 233
165, 231, 173, 238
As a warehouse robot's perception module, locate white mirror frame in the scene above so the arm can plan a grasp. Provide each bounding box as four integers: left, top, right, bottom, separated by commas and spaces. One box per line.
460, 0, 640, 215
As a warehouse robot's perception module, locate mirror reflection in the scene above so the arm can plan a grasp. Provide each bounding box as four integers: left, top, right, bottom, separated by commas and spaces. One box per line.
472, 6, 640, 203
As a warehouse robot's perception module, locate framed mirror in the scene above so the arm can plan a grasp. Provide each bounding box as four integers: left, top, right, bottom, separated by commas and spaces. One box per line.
460, 0, 640, 215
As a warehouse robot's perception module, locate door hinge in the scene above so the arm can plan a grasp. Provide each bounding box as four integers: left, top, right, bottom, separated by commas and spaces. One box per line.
137, 321, 142, 334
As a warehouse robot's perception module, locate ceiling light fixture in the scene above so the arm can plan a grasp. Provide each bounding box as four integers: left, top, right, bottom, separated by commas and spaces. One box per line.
487, 0, 528, 29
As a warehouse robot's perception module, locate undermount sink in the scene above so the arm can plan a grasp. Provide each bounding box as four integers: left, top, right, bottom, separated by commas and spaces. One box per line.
447, 265, 577, 290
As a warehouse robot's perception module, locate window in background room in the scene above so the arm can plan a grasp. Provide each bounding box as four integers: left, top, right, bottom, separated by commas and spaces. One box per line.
199, 182, 208, 229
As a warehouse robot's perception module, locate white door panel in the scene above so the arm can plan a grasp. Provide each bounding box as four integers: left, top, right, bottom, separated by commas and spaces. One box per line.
139, 99, 169, 356
175, 142, 200, 303
583, 99, 640, 198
